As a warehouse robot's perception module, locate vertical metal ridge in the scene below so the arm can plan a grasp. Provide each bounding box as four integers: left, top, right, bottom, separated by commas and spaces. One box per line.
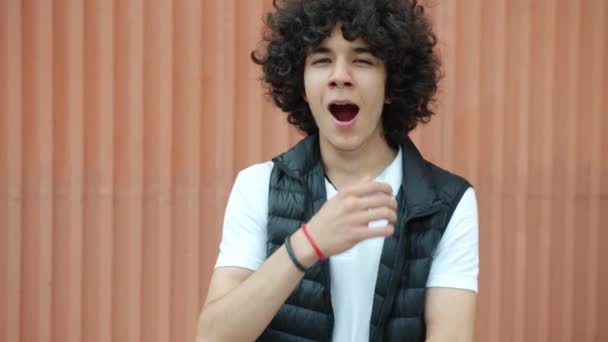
482, 1, 507, 340
233, 0, 265, 170
547, 2, 564, 341
112, 0, 145, 341
475, 0, 501, 340
501, 1, 522, 339
0, 2, 6, 336
535, 1, 557, 340
512, 0, 531, 340
20, 1, 55, 341
526, 0, 543, 338
257, 1, 293, 160
413, 3, 442, 165
214, 0, 237, 195
600, 4, 608, 340
561, 1, 581, 340
548, 1, 570, 340
51, 1, 84, 342
199, 0, 237, 305
587, 2, 606, 339
573, 1, 598, 339
435, 0, 457, 170
1, 1, 23, 341
170, 1, 202, 340
491, 0, 508, 337
82, 1, 115, 341
141, 0, 173, 341
450, 0, 482, 181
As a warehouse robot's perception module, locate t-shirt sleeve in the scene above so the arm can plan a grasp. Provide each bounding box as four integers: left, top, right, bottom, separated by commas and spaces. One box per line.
425, 187, 479, 292
214, 162, 273, 271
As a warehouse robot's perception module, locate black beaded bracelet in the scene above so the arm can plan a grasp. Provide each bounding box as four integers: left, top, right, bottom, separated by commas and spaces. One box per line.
284, 235, 308, 273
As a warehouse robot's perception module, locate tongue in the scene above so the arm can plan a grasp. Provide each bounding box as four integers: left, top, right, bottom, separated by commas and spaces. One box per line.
332, 104, 358, 122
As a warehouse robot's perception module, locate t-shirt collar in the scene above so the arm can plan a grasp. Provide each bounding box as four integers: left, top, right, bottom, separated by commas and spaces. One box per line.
374, 147, 402, 198
325, 147, 403, 198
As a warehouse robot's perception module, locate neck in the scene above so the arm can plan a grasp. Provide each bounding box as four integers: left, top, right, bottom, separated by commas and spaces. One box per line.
320, 136, 397, 190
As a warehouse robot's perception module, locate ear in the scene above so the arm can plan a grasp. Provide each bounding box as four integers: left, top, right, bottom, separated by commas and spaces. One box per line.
384, 97, 392, 104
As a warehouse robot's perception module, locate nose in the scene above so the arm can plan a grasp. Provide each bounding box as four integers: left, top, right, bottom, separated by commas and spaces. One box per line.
328, 59, 353, 88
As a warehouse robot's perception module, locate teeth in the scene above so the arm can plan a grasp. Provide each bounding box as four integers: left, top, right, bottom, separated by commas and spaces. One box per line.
331, 101, 355, 106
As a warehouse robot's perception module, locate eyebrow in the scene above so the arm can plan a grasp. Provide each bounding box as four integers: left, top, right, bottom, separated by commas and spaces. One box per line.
310, 46, 374, 54
353, 47, 374, 54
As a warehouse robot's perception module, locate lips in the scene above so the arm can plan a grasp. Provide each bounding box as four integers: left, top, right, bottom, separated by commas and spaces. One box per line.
328, 102, 360, 122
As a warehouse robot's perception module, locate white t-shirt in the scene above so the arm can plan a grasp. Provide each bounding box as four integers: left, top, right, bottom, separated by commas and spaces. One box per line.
215, 148, 479, 341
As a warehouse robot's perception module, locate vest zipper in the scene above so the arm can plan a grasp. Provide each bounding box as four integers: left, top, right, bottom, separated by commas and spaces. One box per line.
371, 204, 442, 342
302, 171, 334, 342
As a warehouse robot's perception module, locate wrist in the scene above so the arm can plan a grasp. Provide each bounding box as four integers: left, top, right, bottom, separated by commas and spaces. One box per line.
301, 223, 327, 260
290, 229, 319, 268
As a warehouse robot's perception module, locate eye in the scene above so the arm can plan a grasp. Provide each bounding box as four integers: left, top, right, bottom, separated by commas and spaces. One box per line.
312, 58, 331, 65
354, 59, 373, 65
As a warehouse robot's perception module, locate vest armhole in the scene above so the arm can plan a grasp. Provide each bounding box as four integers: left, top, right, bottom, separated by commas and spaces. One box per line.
443, 182, 471, 226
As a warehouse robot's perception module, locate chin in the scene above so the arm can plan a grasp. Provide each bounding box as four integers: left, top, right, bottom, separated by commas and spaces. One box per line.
327, 135, 365, 152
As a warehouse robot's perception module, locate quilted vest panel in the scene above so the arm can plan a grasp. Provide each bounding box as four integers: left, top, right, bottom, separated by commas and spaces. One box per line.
258, 135, 470, 342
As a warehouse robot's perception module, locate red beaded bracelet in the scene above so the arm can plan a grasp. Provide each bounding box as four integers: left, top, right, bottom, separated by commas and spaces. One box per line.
301, 223, 326, 261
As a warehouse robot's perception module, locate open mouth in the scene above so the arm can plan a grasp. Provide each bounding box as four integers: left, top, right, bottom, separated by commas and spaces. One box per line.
329, 103, 360, 122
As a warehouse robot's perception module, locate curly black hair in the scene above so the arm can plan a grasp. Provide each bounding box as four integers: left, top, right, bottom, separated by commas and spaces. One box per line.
251, 0, 441, 148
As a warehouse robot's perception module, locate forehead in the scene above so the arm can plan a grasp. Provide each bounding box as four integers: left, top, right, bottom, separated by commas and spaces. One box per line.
316, 23, 369, 50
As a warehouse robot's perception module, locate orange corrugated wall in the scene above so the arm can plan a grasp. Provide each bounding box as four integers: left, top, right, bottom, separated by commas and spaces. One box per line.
1, 0, 606, 341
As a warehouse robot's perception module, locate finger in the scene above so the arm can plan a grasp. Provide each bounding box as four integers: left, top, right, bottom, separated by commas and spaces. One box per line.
342, 180, 393, 197
366, 207, 397, 223
357, 194, 397, 211
354, 225, 395, 241
349, 206, 397, 224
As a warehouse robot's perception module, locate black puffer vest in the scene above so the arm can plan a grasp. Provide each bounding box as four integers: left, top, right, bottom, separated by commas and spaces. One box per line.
258, 135, 470, 342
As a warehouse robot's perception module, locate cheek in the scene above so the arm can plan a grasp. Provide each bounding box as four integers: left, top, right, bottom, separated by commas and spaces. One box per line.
303, 73, 315, 100
365, 78, 387, 106
303, 75, 323, 104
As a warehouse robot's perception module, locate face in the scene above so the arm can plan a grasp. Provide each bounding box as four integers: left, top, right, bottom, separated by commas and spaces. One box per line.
303, 23, 390, 155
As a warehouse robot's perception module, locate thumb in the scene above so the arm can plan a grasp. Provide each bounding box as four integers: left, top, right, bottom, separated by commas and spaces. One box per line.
360, 175, 372, 183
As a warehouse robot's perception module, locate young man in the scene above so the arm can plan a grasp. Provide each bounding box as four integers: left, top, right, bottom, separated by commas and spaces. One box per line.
197, 0, 478, 341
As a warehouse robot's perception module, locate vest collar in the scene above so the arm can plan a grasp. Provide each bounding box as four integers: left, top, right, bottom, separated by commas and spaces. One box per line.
272, 134, 438, 215
398, 137, 438, 216
271, 134, 322, 181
